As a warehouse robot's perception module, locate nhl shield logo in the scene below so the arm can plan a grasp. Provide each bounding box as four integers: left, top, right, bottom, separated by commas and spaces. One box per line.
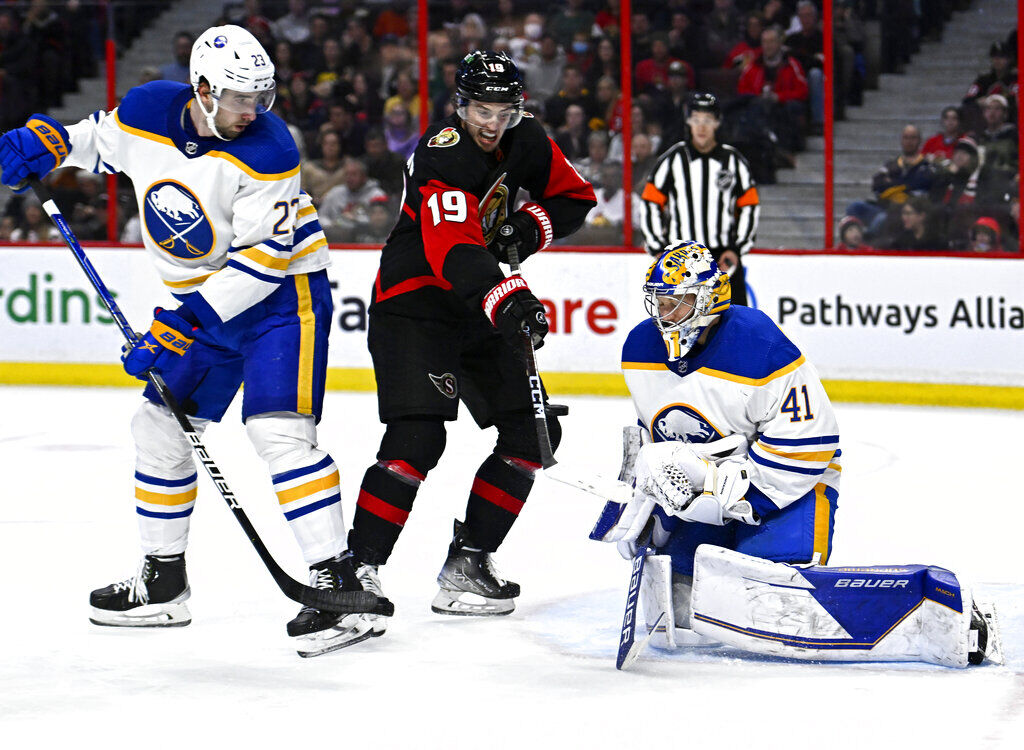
428, 372, 458, 399
716, 169, 735, 191
651, 404, 720, 444
428, 127, 460, 148
143, 180, 215, 259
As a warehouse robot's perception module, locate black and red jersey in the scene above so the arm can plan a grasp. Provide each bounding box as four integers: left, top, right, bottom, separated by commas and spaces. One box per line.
372, 113, 596, 318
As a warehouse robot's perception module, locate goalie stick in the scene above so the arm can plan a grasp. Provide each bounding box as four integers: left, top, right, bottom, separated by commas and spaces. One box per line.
28, 177, 392, 619
615, 518, 656, 670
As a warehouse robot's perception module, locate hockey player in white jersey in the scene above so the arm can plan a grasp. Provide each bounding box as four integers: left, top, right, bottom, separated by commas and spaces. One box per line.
591, 241, 998, 667
0, 25, 378, 657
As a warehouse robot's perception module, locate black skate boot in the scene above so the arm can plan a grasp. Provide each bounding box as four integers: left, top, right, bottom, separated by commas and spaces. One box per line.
431, 520, 520, 616
89, 554, 190, 627
289, 551, 383, 657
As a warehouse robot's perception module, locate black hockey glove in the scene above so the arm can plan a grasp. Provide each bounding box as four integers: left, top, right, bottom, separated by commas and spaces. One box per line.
488, 210, 542, 265
482, 275, 549, 349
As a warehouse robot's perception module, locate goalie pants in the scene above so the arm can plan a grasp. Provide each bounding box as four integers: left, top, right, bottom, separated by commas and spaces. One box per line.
132, 271, 347, 563
662, 482, 838, 576
347, 308, 562, 565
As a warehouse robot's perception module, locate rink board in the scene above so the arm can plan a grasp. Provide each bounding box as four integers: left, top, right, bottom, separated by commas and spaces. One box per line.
0, 246, 1022, 406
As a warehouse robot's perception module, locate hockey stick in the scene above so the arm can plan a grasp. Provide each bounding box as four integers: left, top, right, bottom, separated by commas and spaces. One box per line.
28, 177, 392, 619
504, 243, 557, 469
616, 518, 655, 670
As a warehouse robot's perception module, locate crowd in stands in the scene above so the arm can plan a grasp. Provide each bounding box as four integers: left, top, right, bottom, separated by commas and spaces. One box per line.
841, 32, 1019, 253
0, 0, 1017, 254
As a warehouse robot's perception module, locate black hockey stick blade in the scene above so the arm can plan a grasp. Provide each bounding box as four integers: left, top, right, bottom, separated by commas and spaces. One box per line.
298, 586, 395, 617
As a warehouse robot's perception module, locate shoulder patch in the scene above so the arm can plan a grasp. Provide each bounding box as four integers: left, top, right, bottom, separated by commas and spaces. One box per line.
428, 127, 460, 148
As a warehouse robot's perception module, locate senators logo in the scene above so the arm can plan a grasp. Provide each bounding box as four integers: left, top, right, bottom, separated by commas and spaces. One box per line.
428, 127, 460, 148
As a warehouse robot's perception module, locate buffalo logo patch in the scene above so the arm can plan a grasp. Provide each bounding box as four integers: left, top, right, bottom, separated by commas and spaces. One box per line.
143, 180, 214, 259
428, 127, 460, 148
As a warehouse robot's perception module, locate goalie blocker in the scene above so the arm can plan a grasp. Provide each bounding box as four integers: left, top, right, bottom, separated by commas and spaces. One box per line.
639, 544, 1001, 668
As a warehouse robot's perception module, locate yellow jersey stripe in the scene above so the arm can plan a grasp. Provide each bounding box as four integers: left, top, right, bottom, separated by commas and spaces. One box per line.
276, 468, 339, 504
698, 355, 806, 386
297, 205, 316, 219
291, 237, 327, 262
206, 149, 300, 180
755, 443, 836, 462
239, 245, 290, 271
622, 361, 669, 371
163, 272, 216, 288
135, 486, 197, 506
812, 483, 831, 564
115, 111, 176, 147
295, 274, 315, 415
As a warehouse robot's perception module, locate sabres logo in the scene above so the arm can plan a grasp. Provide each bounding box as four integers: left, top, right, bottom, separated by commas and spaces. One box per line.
428, 127, 460, 148
143, 180, 215, 259
651, 404, 720, 444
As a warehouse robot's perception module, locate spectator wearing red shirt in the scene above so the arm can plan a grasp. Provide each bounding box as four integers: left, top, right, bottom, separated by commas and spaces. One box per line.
921, 106, 962, 165
737, 25, 809, 153
636, 35, 693, 93
724, 12, 764, 70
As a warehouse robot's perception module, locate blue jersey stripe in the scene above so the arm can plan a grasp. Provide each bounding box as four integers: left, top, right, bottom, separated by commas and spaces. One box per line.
273, 454, 334, 484
137, 506, 194, 519
293, 221, 323, 245
749, 451, 826, 475
135, 471, 198, 487
282, 492, 341, 521
760, 435, 840, 446
226, 258, 284, 284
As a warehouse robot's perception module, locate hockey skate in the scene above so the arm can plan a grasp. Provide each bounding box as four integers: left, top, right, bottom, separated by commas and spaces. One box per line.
89, 554, 191, 627
431, 520, 519, 616
289, 551, 384, 658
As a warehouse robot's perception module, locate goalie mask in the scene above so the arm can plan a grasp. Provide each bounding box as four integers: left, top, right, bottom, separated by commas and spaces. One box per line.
455, 50, 525, 130
190, 25, 276, 141
644, 241, 731, 360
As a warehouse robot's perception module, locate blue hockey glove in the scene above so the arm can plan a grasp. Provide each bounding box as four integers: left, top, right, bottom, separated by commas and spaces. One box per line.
0, 114, 71, 192
488, 208, 543, 265
122, 308, 197, 380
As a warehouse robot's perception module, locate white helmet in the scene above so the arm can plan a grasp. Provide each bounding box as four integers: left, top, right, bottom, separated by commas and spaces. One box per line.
190, 25, 276, 140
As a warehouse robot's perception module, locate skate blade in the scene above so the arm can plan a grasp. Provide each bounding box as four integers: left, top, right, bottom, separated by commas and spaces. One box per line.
89, 601, 191, 628
294, 616, 384, 658
430, 588, 515, 617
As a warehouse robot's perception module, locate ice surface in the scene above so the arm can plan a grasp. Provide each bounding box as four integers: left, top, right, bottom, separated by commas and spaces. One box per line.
1, 387, 1022, 747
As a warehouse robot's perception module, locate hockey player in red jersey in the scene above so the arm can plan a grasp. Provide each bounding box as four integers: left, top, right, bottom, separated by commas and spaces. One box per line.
342, 50, 596, 641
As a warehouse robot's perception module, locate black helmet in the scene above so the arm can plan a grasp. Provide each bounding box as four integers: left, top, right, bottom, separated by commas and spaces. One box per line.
456, 50, 525, 103
686, 92, 721, 120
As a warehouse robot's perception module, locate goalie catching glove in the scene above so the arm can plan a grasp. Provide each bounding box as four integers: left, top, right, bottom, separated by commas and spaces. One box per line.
591, 436, 759, 557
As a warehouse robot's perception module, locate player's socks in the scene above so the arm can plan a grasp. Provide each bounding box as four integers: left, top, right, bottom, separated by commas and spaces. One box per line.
289, 551, 382, 658
431, 520, 519, 616
348, 460, 422, 564
463, 453, 536, 551
89, 554, 190, 627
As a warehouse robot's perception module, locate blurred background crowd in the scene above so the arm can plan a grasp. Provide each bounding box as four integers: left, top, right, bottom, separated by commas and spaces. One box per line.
0, 0, 1018, 252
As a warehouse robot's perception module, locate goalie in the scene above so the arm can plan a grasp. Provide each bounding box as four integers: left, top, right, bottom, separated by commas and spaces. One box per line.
591, 241, 998, 668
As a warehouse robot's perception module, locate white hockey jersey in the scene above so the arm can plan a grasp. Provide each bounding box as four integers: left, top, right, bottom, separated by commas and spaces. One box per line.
62, 81, 329, 328
621, 306, 841, 518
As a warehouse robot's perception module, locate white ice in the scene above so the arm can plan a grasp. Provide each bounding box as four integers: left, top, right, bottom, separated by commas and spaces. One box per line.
1, 386, 1022, 748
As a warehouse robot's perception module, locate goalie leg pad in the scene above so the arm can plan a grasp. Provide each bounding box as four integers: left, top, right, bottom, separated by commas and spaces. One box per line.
691, 545, 979, 668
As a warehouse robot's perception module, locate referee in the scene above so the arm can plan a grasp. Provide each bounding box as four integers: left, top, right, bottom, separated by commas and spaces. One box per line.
638, 92, 760, 305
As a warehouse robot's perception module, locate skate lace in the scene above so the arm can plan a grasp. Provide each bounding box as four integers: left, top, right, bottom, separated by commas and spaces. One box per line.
356, 565, 382, 596
113, 559, 151, 604
312, 567, 336, 590
481, 554, 506, 586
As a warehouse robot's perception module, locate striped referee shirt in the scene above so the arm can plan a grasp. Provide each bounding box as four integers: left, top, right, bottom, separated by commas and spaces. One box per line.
639, 142, 760, 256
